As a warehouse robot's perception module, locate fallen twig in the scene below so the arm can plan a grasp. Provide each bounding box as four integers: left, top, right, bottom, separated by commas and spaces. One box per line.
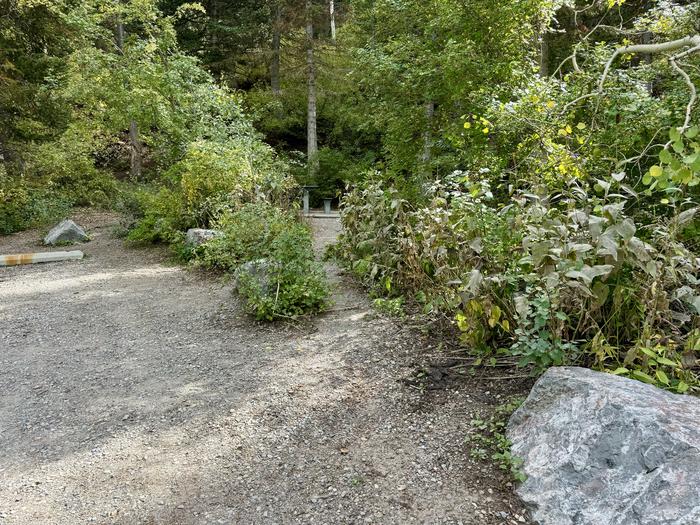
476, 374, 533, 381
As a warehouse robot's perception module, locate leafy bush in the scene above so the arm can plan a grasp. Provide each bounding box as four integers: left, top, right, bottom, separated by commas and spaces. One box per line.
236, 227, 329, 321
0, 127, 127, 235
126, 187, 185, 243
192, 202, 329, 321
128, 139, 296, 243
194, 203, 297, 271
0, 175, 72, 234
27, 126, 120, 209
336, 173, 700, 392
175, 139, 295, 224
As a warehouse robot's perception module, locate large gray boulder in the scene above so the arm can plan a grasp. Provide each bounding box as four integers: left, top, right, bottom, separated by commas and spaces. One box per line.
508, 367, 700, 525
185, 228, 221, 246
43, 219, 88, 245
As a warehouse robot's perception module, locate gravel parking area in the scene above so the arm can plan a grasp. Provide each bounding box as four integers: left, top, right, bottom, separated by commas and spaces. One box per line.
0, 211, 532, 524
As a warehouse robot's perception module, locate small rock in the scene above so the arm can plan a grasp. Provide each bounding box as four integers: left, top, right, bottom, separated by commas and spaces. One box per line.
44, 220, 88, 245
234, 259, 276, 294
185, 228, 221, 246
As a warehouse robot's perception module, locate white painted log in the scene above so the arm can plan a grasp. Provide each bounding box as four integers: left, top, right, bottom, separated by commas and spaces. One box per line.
0, 250, 84, 267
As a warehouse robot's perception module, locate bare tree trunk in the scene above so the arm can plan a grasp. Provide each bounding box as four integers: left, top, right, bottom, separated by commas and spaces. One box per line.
329, 0, 336, 42
642, 31, 653, 95
539, 33, 550, 77
306, 0, 319, 179
421, 100, 434, 173
271, 1, 282, 95
115, 15, 142, 179
116, 19, 124, 51
129, 121, 142, 180
0, 134, 9, 174
210, 0, 218, 48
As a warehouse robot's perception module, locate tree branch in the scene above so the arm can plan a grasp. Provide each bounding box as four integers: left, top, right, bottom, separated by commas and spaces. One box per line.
598, 35, 700, 94
669, 47, 699, 133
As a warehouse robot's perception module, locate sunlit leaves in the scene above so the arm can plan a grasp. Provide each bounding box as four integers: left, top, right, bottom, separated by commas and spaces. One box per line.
607, 0, 626, 8
643, 127, 700, 198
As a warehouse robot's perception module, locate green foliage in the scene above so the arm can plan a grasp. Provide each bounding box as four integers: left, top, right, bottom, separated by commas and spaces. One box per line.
0, 175, 71, 234
1, 0, 283, 239
605, 329, 697, 394
510, 288, 577, 372
343, 0, 546, 177
193, 203, 296, 271
27, 125, 120, 208
337, 172, 700, 391
126, 186, 184, 243
188, 202, 329, 321
330, 0, 700, 395
372, 297, 405, 317
127, 139, 295, 243
467, 397, 526, 482
236, 226, 329, 321
644, 126, 700, 199
242, 33, 378, 199
173, 139, 295, 224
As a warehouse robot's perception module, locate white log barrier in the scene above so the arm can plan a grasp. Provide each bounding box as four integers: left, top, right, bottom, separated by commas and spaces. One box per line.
0, 250, 84, 267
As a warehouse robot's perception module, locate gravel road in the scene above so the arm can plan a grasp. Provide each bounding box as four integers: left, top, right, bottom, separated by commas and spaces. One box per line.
0, 211, 531, 524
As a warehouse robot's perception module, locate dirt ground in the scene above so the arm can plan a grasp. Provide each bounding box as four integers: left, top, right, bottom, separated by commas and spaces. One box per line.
0, 210, 533, 524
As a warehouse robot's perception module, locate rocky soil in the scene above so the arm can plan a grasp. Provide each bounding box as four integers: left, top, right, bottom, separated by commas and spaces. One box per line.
0, 210, 533, 524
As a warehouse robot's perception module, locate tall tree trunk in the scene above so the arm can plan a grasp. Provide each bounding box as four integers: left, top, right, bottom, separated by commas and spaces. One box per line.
115, 15, 142, 179
271, 1, 282, 95
116, 19, 125, 51
129, 121, 142, 180
539, 33, 550, 77
306, 0, 318, 179
209, 1, 219, 53
421, 100, 434, 174
0, 134, 9, 174
642, 30, 653, 95
329, 0, 336, 42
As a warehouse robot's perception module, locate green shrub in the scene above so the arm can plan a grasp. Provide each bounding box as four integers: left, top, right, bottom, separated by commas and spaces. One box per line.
175, 139, 294, 223
126, 187, 185, 243
0, 127, 126, 235
0, 175, 72, 234
123, 141, 324, 321
236, 226, 329, 320
194, 203, 293, 271
128, 139, 297, 243
336, 174, 700, 392
0, 178, 34, 234
28, 125, 119, 208
190, 202, 329, 320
